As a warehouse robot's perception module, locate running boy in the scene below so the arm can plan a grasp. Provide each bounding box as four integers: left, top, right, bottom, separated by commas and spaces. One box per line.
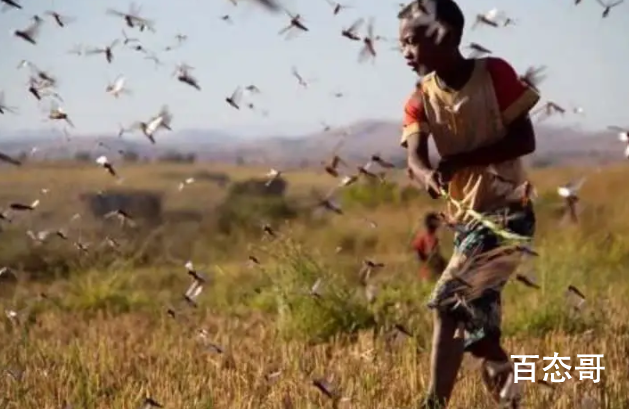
398, 0, 539, 407
411, 211, 446, 281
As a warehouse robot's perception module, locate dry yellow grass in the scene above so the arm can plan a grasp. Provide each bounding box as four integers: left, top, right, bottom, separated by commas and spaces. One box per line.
1, 161, 629, 408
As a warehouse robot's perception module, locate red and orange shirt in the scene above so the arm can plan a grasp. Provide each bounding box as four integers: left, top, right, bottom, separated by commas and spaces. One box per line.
411, 231, 446, 279
401, 57, 540, 212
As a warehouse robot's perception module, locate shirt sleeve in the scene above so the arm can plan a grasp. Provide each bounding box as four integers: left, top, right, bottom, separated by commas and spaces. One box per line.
487, 57, 541, 126
401, 90, 430, 148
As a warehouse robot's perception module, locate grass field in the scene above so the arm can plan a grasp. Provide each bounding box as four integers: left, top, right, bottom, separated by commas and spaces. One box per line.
1, 161, 629, 408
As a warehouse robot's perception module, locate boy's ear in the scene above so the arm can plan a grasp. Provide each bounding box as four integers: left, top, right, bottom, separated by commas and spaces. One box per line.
439, 30, 458, 49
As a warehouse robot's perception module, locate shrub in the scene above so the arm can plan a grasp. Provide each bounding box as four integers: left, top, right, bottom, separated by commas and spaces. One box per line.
248, 243, 377, 344
192, 170, 230, 187
215, 195, 298, 235
340, 180, 429, 210
74, 151, 92, 162
80, 190, 163, 225
227, 177, 287, 197
62, 271, 152, 316
214, 177, 297, 235
341, 180, 400, 209
158, 150, 196, 163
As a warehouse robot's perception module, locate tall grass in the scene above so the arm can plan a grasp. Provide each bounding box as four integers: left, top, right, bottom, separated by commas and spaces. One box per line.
1, 162, 628, 408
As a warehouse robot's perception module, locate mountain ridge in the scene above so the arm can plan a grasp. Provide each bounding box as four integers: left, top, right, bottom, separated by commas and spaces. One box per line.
0, 120, 624, 167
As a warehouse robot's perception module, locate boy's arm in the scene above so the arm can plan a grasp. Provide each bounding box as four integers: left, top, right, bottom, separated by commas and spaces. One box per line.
401, 93, 441, 196
406, 133, 433, 183
438, 58, 540, 174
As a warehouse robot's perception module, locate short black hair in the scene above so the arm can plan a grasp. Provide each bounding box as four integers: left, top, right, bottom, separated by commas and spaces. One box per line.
424, 211, 440, 228
398, 0, 465, 45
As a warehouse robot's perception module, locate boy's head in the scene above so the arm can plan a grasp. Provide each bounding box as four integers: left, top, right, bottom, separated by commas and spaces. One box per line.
424, 211, 441, 231
398, 0, 465, 74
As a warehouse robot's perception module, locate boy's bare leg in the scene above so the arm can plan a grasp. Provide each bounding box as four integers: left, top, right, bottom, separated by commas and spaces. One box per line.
470, 337, 512, 403
469, 266, 520, 404
423, 250, 469, 408
423, 309, 465, 408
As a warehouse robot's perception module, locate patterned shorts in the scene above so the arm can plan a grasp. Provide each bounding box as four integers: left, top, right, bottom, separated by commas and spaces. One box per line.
427, 203, 536, 350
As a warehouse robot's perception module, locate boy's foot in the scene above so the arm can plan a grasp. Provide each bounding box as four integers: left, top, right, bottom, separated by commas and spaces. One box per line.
499, 374, 522, 409
499, 396, 522, 409
419, 395, 447, 409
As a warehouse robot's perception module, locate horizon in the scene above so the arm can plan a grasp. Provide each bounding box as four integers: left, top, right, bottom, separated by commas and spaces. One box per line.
0, 0, 627, 141
0, 118, 615, 143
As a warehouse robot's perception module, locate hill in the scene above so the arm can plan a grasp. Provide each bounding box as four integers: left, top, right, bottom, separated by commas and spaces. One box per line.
0, 121, 624, 167
231, 121, 624, 168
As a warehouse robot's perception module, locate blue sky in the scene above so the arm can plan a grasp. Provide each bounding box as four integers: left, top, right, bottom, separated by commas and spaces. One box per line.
0, 0, 626, 138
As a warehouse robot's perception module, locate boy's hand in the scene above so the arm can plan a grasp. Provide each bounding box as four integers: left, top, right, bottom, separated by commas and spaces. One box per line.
425, 170, 445, 199
407, 168, 445, 199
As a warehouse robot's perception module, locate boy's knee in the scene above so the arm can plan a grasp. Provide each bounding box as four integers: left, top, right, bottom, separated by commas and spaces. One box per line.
467, 335, 507, 362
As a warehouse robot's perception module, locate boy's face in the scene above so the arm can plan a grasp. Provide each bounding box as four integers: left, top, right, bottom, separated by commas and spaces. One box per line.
427, 219, 441, 231
425, 215, 441, 231
399, 18, 450, 74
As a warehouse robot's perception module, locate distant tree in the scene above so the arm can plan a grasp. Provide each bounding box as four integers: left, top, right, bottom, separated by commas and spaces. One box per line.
74, 151, 92, 162
235, 155, 245, 166
80, 190, 163, 225
122, 150, 140, 162
158, 150, 196, 163
215, 176, 294, 234
228, 177, 287, 197
530, 156, 555, 168
184, 153, 196, 163
192, 170, 231, 186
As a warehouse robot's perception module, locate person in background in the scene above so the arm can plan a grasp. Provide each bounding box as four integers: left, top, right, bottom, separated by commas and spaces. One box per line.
411, 211, 447, 281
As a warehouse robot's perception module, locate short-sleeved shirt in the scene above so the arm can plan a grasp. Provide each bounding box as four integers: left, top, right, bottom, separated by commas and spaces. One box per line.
412, 232, 437, 256
400, 57, 541, 212
412, 231, 446, 279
